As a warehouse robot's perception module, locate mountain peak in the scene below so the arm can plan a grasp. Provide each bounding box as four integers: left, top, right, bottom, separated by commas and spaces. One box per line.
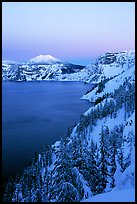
2, 60, 18, 65
28, 54, 61, 64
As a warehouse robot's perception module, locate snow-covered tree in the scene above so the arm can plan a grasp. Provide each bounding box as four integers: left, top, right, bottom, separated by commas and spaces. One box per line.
50, 140, 83, 202
108, 131, 117, 188
3, 177, 16, 202
98, 126, 109, 192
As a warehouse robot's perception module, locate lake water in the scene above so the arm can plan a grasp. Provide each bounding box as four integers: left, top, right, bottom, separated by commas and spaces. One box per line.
2, 81, 93, 183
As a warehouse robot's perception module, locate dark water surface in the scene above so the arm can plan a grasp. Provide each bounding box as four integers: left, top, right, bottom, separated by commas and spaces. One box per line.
2, 81, 93, 183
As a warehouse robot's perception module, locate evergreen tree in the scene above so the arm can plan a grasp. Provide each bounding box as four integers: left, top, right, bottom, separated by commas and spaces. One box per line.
50, 140, 83, 202
3, 177, 16, 202
12, 183, 23, 202
87, 139, 102, 195
109, 100, 115, 118
109, 131, 117, 188
43, 170, 52, 202
98, 126, 109, 192
117, 144, 125, 173
45, 144, 52, 166
124, 131, 134, 169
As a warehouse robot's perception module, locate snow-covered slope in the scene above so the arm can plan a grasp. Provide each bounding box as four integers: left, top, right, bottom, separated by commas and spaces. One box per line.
74, 50, 135, 202
66, 50, 135, 201
3, 50, 135, 202
28, 55, 61, 64
84, 50, 135, 83
2, 50, 135, 82
82, 51, 135, 102
82, 65, 135, 102
81, 188, 135, 202
2, 56, 85, 82
2, 60, 18, 65
81, 163, 135, 202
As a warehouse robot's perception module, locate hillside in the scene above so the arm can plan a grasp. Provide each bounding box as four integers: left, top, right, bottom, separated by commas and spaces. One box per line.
2, 55, 85, 82
3, 50, 135, 202
2, 51, 134, 83
81, 163, 135, 202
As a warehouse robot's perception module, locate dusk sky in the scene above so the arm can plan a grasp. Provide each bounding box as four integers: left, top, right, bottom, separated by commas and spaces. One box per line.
2, 2, 135, 65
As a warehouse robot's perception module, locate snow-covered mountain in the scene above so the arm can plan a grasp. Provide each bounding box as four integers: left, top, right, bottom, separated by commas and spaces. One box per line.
2, 60, 19, 65
2, 55, 85, 82
3, 50, 135, 202
2, 50, 135, 83
28, 54, 61, 65
84, 50, 135, 83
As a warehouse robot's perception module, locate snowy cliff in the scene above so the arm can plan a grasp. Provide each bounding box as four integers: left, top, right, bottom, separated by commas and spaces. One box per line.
2, 55, 85, 82
2, 51, 135, 83
3, 50, 135, 202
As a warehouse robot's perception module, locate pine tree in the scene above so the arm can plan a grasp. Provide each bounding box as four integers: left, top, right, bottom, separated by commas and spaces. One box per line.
43, 170, 52, 202
34, 176, 43, 202
113, 125, 125, 173
12, 183, 23, 202
50, 140, 83, 202
3, 177, 16, 202
109, 100, 115, 118
87, 139, 102, 195
124, 131, 134, 169
117, 144, 125, 173
45, 144, 52, 166
98, 126, 109, 192
109, 131, 117, 188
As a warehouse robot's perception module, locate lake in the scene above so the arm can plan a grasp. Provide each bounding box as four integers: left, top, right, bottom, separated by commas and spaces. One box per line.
2, 81, 93, 183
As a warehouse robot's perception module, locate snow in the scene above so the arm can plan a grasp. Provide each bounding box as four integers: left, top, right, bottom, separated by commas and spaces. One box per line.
82, 163, 135, 202
47, 153, 56, 172
82, 50, 135, 102
28, 55, 61, 64
113, 156, 123, 186
74, 168, 92, 199
80, 68, 135, 201
123, 111, 135, 136
122, 111, 135, 160
83, 98, 112, 116
81, 188, 135, 202
3, 50, 135, 202
52, 141, 61, 149
103, 64, 122, 78
87, 106, 125, 145
41, 167, 45, 180
116, 163, 135, 190
18, 191, 23, 200
2, 50, 135, 83
82, 65, 135, 102
2, 60, 18, 65
38, 154, 41, 162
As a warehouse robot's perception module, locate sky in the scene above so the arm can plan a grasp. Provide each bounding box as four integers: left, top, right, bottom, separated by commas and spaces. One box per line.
2, 2, 135, 65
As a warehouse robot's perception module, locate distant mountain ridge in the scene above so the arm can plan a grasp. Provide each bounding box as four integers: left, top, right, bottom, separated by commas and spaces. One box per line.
2, 60, 19, 65
2, 54, 85, 82
2, 50, 135, 82
28, 55, 62, 65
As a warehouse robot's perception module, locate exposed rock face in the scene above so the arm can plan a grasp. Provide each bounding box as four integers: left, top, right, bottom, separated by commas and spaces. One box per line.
2, 61, 85, 82
2, 50, 135, 82
98, 52, 116, 64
